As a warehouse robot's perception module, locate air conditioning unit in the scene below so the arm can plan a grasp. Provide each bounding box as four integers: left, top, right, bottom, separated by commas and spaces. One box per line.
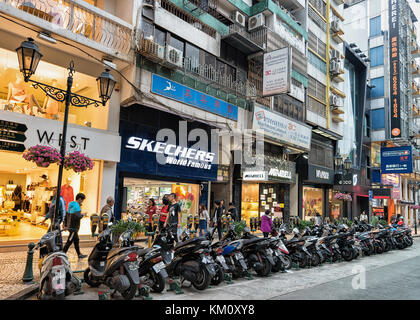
330, 49, 340, 60
232, 11, 246, 27
141, 39, 164, 59
330, 94, 338, 106
330, 60, 340, 74
143, 0, 154, 7
165, 45, 183, 67
248, 13, 265, 31
331, 20, 342, 33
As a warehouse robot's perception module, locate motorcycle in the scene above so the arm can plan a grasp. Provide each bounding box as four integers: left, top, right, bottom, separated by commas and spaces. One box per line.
36, 229, 79, 300
268, 227, 291, 272
154, 226, 217, 290
83, 226, 140, 300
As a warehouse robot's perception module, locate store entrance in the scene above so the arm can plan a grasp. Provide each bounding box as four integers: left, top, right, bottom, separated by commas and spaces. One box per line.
122, 177, 200, 225
241, 183, 286, 226
0, 151, 101, 242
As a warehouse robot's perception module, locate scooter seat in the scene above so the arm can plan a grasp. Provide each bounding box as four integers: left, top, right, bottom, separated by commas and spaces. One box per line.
175, 236, 205, 250
137, 247, 153, 256
242, 237, 266, 246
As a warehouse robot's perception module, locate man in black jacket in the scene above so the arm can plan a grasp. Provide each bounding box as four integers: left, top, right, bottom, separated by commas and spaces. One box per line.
212, 200, 223, 240
228, 202, 238, 222
63, 193, 87, 259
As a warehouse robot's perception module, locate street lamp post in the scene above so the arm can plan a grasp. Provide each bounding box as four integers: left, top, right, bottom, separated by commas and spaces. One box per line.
16, 38, 116, 234
334, 155, 352, 219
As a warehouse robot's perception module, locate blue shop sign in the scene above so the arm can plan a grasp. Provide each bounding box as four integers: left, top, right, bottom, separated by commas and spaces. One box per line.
151, 74, 238, 121
119, 119, 218, 182
381, 146, 413, 174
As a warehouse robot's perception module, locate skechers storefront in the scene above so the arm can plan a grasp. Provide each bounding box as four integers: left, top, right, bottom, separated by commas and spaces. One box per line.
115, 105, 218, 223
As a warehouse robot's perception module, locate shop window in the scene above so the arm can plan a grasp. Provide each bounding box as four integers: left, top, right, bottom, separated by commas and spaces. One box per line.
0, 152, 102, 241
123, 178, 199, 225
0, 48, 109, 130
303, 186, 323, 221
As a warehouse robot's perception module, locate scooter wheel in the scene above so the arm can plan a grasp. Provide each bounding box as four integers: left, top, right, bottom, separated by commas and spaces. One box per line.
210, 264, 225, 286
282, 255, 292, 270
148, 269, 165, 293
84, 268, 101, 288
255, 257, 272, 276
192, 265, 211, 290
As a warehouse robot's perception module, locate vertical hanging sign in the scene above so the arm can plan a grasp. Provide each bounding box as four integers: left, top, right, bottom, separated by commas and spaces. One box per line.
389, 0, 401, 138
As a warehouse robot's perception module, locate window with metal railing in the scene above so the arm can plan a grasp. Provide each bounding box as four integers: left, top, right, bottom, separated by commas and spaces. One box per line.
308, 7, 327, 33
308, 140, 334, 169
308, 76, 326, 102
308, 96, 327, 118
273, 94, 305, 123
309, 0, 326, 19
309, 31, 327, 60
308, 51, 327, 73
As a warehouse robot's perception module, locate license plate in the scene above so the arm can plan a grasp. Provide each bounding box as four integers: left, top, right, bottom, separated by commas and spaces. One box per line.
235, 252, 244, 260
52, 267, 65, 290
128, 262, 138, 271
266, 248, 273, 255
216, 256, 226, 264
152, 261, 165, 273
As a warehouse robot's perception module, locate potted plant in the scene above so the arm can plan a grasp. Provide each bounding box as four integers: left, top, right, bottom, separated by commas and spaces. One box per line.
22, 145, 61, 168
63, 151, 94, 173
111, 219, 145, 243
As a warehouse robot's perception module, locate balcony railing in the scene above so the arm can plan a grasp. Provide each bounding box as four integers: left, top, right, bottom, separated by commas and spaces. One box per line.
1, 0, 132, 56
136, 31, 256, 98
221, 24, 267, 55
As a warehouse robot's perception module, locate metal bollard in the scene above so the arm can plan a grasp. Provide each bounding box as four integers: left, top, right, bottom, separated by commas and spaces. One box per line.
22, 242, 36, 283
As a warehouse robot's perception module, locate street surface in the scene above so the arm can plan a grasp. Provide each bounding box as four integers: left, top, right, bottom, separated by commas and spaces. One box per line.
27, 239, 420, 300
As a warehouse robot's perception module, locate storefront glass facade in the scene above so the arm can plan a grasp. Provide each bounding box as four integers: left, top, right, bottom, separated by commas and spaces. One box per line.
302, 186, 323, 221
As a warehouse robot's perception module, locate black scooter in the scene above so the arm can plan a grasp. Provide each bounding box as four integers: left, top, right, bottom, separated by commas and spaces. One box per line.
84, 226, 140, 300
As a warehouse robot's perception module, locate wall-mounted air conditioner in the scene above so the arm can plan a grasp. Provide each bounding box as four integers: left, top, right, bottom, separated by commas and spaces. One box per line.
331, 20, 342, 33
330, 49, 340, 60
166, 45, 183, 67
330, 59, 341, 74
330, 94, 338, 106
232, 11, 246, 27
248, 13, 265, 31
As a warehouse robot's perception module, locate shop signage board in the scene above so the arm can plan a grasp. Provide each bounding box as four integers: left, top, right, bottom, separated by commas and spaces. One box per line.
0, 140, 25, 152
381, 146, 413, 174
0, 120, 27, 132
306, 164, 334, 185
252, 105, 312, 151
389, 0, 401, 138
0, 129, 26, 143
151, 74, 238, 121
263, 47, 291, 96
372, 188, 391, 199
0, 111, 121, 162
243, 171, 267, 181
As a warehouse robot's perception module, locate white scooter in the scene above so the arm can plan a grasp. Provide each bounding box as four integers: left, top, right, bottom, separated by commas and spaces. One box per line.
36, 229, 80, 300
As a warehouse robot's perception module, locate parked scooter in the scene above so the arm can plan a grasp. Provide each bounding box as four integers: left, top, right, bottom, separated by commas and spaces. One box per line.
154, 226, 217, 290
83, 225, 140, 300
36, 229, 80, 300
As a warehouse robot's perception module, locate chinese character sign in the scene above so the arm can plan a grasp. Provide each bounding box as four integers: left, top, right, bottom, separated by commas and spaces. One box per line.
381, 146, 413, 174
389, 0, 401, 138
151, 74, 238, 121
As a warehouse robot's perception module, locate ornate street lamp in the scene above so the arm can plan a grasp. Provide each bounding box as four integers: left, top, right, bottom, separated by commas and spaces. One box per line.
344, 157, 352, 170
334, 154, 343, 168
15, 38, 43, 82
16, 38, 115, 233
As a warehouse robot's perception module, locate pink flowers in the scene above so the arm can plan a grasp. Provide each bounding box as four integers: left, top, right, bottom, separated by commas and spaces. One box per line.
63, 151, 94, 173
334, 192, 352, 201
22, 145, 62, 167
23, 146, 94, 173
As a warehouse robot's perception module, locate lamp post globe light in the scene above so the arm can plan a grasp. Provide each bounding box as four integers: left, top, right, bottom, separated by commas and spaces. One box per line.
16, 38, 115, 234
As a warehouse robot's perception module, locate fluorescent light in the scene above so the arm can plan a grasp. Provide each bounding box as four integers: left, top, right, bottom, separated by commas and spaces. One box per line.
38, 32, 56, 44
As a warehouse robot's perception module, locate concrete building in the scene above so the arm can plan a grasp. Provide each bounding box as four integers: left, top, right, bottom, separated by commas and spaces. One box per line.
343, 0, 420, 226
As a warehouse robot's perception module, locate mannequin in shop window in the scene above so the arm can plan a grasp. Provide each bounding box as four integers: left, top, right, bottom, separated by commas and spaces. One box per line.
7, 73, 45, 116
43, 79, 60, 120
61, 177, 74, 211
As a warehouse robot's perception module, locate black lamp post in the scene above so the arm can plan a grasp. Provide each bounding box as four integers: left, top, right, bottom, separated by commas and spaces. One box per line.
334, 155, 352, 218
16, 38, 115, 233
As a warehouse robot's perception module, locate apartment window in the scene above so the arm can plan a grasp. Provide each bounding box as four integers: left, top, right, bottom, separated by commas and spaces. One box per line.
309, 0, 327, 18
273, 95, 305, 122
371, 108, 385, 130
309, 31, 327, 59
308, 96, 327, 117
369, 16, 381, 37
309, 140, 334, 169
308, 76, 326, 102
169, 35, 184, 53
364, 114, 371, 137
370, 46, 384, 67
370, 77, 385, 97
308, 51, 327, 73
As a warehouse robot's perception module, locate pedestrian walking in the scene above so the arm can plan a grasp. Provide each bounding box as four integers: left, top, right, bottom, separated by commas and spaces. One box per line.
212, 200, 223, 241
198, 204, 210, 237
220, 199, 226, 215
63, 193, 87, 259
164, 193, 181, 242
100, 196, 115, 223
228, 202, 238, 222
159, 196, 170, 230
261, 210, 273, 238
40, 187, 66, 232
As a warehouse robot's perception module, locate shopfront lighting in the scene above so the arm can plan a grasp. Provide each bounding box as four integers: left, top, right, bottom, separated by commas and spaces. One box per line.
334, 154, 343, 168
344, 157, 352, 170
15, 38, 43, 82
97, 68, 116, 106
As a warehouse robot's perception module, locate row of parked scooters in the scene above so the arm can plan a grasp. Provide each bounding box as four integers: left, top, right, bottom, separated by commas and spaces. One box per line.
34, 219, 415, 300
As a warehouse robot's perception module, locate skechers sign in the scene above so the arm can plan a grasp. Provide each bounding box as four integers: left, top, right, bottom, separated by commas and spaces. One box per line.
151, 74, 238, 121
126, 137, 215, 170
381, 146, 413, 174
